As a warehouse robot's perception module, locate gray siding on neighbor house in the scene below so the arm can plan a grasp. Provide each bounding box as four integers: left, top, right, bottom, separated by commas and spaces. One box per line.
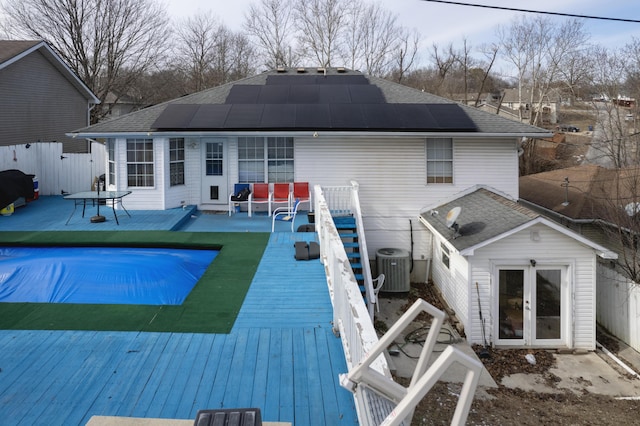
0, 50, 89, 153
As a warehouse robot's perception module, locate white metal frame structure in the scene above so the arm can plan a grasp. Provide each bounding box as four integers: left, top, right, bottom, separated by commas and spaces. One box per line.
339, 299, 483, 426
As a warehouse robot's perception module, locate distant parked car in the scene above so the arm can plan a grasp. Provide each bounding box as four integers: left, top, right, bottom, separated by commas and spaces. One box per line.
558, 125, 580, 132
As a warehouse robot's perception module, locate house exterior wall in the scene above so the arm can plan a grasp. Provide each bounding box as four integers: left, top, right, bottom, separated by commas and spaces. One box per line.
464, 223, 597, 350
0, 50, 90, 153
430, 233, 470, 327
295, 136, 520, 270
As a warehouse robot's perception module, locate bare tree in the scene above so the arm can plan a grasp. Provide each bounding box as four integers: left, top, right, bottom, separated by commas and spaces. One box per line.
174, 12, 221, 93
293, 0, 349, 68
244, 0, 299, 69
174, 12, 256, 93
2, 0, 171, 122
343, 1, 407, 77
388, 27, 420, 83
429, 43, 458, 96
586, 45, 638, 168
498, 16, 589, 174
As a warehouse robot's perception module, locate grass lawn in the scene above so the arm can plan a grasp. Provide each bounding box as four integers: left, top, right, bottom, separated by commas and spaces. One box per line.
0, 231, 270, 333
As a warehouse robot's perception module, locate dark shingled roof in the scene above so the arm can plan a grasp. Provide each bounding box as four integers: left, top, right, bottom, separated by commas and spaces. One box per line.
419, 187, 539, 252
70, 68, 552, 137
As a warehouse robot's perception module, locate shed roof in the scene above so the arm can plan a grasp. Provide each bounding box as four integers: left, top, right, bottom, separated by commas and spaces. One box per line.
418, 186, 615, 258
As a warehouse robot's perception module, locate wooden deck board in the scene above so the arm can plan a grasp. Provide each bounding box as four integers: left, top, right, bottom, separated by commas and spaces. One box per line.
0, 232, 357, 425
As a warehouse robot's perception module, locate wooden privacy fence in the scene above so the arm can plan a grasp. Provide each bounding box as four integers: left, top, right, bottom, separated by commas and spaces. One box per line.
0, 142, 106, 196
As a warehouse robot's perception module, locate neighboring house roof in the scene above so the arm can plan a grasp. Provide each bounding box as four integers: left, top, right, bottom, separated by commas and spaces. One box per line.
501, 88, 560, 104
0, 40, 99, 104
69, 68, 552, 138
518, 164, 640, 222
418, 185, 615, 258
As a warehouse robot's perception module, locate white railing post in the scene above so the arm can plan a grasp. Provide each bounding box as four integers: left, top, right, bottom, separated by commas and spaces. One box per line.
349, 180, 375, 319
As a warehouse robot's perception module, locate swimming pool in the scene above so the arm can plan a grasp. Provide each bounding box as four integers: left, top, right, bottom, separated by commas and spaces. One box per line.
0, 246, 218, 305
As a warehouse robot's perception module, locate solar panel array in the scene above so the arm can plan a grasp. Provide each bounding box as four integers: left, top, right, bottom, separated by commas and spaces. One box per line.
151, 74, 477, 132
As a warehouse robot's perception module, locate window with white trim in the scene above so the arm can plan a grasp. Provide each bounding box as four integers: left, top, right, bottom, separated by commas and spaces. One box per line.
238, 136, 293, 182
169, 138, 185, 186
126, 138, 154, 187
441, 242, 450, 269
106, 139, 115, 187
426, 138, 453, 183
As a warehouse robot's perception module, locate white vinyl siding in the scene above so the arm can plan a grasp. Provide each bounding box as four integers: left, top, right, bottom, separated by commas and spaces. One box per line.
295, 136, 519, 265
0, 49, 91, 152
469, 224, 596, 350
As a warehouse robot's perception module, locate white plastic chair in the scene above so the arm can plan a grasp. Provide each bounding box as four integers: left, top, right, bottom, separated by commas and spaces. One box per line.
271, 199, 301, 232
372, 273, 385, 312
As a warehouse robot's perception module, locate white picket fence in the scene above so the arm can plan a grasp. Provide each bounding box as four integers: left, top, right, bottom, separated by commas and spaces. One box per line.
0, 142, 106, 196
597, 263, 640, 352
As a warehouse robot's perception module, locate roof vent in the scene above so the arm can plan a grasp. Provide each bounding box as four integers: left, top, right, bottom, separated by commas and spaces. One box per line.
296, 67, 306, 73
276, 67, 286, 73
317, 67, 326, 74
337, 67, 346, 73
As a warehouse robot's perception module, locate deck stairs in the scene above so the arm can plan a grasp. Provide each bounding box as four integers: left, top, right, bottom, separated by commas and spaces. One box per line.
333, 215, 365, 293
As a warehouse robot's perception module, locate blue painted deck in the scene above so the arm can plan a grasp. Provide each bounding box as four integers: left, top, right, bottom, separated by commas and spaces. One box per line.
0, 197, 356, 425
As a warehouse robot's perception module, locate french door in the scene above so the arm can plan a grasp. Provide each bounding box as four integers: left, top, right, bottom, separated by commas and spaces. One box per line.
495, 265, 568, 346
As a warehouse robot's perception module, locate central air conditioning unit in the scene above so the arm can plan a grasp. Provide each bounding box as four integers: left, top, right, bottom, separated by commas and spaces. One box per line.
376, 248, 411, 292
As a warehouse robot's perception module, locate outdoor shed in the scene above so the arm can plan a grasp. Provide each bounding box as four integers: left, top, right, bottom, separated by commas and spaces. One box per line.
419, 186, 616, 350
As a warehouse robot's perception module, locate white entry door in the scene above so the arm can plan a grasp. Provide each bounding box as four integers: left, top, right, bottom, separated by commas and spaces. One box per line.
201, 139, 228, 205
495, 265, 569, 347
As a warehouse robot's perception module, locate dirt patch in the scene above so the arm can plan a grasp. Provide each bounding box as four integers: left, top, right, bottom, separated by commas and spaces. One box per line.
385, 283, 640, 425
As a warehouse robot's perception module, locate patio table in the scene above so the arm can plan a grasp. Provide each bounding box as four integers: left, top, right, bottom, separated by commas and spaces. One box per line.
64, 190, 131, 225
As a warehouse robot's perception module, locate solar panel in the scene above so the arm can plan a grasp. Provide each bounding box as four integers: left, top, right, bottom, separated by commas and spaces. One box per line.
260, 104, 297, 128
318, 85, 351, 103
393, 104, 438, 130
257, 85, 290, 104
361, 104, 404, 129
151, 104, 199, 129
265, 74, 369, 85
294, 104, 331, 128
321, 74, 369, 85
224, 104, 265, 128
289, 85, 319, 103
329, 104, 365, 129
428, 104, 476, 131
188, 104, 231, 129
225, 85, 261, 103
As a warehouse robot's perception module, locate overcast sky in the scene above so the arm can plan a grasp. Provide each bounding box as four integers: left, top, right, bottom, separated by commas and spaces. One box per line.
165, 0, 639, 56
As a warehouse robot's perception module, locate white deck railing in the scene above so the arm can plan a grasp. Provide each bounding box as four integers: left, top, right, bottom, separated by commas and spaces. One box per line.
314, 184, 483, 426
313, 183, 384, 373
320, 182, 376, 319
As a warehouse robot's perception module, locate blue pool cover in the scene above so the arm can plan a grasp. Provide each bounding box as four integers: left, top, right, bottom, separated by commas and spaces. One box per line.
0, 247, 218, 305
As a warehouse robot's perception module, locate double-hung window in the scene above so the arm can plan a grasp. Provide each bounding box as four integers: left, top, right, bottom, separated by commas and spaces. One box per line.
126, 138, 154, 187
238, 136, 293, 182
106, 139, 115, 187
426, 138, 453, 183
169, 138, 185, 186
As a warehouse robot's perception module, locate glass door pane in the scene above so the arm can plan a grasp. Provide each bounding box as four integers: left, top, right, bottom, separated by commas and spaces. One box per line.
535, 269, 562, 340
498, 269, 525, 340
